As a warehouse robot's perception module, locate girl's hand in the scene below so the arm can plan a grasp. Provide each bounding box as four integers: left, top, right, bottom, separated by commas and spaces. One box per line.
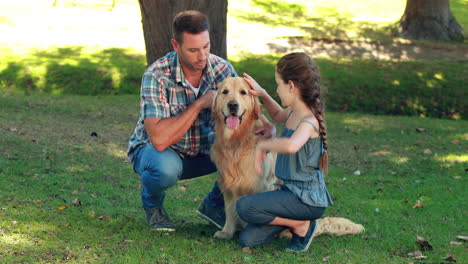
243, 73, 266, 98
255, 146, 266, 176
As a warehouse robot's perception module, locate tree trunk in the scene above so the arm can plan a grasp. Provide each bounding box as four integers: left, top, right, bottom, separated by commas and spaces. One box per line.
398, 0, 464, 42
139, 0, 228, 66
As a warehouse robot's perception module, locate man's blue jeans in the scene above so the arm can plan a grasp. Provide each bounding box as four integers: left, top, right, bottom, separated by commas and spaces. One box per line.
132, 144, 224, 208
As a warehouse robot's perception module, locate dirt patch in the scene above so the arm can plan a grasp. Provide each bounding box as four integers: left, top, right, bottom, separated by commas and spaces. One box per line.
263, 37, 468, 61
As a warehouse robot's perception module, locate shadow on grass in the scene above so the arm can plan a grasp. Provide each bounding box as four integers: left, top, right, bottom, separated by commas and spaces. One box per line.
234, 0, 468, 61
0, 46, 465, 119
232, 54, 466, 120
234, 0, 397, 42
0, 46, 145, 95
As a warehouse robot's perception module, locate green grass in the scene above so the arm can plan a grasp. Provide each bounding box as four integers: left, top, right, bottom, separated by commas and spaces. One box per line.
1, 48, 465, 119
0, 1, 467, 263
1, 91, 466, 263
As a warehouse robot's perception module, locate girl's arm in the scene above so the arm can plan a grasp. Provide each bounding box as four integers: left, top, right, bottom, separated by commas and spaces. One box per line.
255, 120, 318, 174
259, 121, 317, 154
243, 73, 289, 124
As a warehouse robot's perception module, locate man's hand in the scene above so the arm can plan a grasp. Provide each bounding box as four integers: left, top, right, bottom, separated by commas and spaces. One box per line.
198, 90, 216, 109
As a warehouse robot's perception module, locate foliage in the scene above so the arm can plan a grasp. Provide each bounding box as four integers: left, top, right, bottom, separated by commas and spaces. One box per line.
0, 92, 466, 263
232, 54, 466, 120
0, 47, 144, 95
1, 47, 465, 119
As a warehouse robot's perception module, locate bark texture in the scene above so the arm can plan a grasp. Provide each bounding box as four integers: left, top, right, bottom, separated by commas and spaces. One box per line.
398, 0, 464, 42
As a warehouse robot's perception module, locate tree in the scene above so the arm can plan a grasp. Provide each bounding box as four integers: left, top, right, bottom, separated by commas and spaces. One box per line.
138, 0, 228, 65
398, 0, 464, 42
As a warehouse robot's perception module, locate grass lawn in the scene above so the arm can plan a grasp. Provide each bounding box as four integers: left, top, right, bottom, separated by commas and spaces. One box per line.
1, 91, 466, 263
0, 0, 467, 263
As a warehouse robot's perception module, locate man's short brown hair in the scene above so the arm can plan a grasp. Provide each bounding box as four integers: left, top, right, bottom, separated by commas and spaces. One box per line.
173, 10, 210, 44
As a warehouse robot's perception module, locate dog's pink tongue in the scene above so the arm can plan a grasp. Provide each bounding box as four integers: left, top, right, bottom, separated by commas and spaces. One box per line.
226, 115, 240, 129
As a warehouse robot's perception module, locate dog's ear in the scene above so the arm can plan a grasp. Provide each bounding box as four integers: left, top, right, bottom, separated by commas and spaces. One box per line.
212, 80, 225, 121
252, 95, 261, 120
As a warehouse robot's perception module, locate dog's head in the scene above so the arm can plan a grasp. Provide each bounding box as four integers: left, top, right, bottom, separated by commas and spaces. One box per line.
213, 77, 260, 131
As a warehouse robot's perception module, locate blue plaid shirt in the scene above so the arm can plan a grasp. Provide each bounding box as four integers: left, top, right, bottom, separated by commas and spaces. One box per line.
127, 51, 237, 160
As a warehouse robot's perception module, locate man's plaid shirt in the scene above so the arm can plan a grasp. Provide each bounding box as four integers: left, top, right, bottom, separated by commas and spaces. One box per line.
127, 51, 237, 161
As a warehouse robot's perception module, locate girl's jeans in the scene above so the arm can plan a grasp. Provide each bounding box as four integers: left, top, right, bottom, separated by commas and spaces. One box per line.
132, 144, 223, 208
236, 186, 325, 247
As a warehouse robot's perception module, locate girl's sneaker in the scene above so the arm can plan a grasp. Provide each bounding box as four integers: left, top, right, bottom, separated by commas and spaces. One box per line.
285, 220, 318, 253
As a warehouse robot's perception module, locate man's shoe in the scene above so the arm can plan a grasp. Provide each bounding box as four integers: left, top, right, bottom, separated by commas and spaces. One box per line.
285, 220, 318, 253
196, 200, 225, 229
144, 206, 175, 232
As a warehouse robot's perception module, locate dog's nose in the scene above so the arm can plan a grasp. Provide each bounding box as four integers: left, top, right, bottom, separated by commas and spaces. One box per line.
227, 100, 239, 113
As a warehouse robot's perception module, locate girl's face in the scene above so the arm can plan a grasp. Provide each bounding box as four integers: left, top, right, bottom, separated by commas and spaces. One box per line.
275, 71, 293, 107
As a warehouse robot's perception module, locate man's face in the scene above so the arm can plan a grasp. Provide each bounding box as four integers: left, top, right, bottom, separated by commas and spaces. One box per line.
172, 31, 210, 73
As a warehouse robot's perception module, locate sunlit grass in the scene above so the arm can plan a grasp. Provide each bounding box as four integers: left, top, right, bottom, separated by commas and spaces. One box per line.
0, 92, 466, 263
436, 154, 468, 164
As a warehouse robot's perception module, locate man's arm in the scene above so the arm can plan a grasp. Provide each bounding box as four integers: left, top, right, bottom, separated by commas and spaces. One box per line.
145, 90, 216, 152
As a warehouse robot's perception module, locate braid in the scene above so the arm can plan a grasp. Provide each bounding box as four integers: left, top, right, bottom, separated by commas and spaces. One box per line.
312, 98, 329, 176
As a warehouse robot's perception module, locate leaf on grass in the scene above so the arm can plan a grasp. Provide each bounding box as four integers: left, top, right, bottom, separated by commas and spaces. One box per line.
33, 200, 42, 204
63, 249, 75, 260
242, 247, 252, 254
323, 256, 331, 261
416, 236, 433, 250
11, 221, 18, 226
98, 215, 110, 221
124, 215, 135, 220
415, 127, 426, 133
89, 211, 96, 218
412, 200, 425, 209
56, 205, 68, 210
451, 139, 460, 144
414, 140, 426, 145
71, 198, 82, 206
103, 176, 116, 183
443, 255, 457, 262
179, 185, 187, 192
457, 235, 468, 241
9, 127, 18, 132
423, 149, 432, 155
407, 250, 426, 259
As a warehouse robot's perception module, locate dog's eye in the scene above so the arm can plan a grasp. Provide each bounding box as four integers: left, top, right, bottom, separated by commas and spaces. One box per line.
222, 90, 228, 94
240, 90, 247, 95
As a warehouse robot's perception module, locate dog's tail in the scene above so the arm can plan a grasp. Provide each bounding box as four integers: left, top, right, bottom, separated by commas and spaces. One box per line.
314, 217, 365, 237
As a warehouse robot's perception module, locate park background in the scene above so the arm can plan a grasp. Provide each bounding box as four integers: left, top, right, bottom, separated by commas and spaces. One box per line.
0, 0, 466, 263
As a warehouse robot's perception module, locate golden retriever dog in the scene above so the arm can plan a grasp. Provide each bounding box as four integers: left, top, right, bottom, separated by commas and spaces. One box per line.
211, 77, 364, 241
210, 77, 277, 239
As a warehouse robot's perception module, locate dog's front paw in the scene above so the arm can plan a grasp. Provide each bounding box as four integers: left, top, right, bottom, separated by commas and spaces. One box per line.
214, 230, 233, 240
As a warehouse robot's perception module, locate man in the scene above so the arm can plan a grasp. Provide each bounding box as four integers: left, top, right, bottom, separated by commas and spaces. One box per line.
128, 10, 273, 231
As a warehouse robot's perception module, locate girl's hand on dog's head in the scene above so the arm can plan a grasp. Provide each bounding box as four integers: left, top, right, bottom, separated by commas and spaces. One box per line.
243, 73, 266, 98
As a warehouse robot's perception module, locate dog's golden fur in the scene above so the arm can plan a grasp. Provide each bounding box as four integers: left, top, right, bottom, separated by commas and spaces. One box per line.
211, 77, 276, 239
211, 77, 364, 241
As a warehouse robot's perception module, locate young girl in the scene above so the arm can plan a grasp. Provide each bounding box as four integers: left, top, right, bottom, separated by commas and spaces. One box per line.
237, 52, 333, 252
